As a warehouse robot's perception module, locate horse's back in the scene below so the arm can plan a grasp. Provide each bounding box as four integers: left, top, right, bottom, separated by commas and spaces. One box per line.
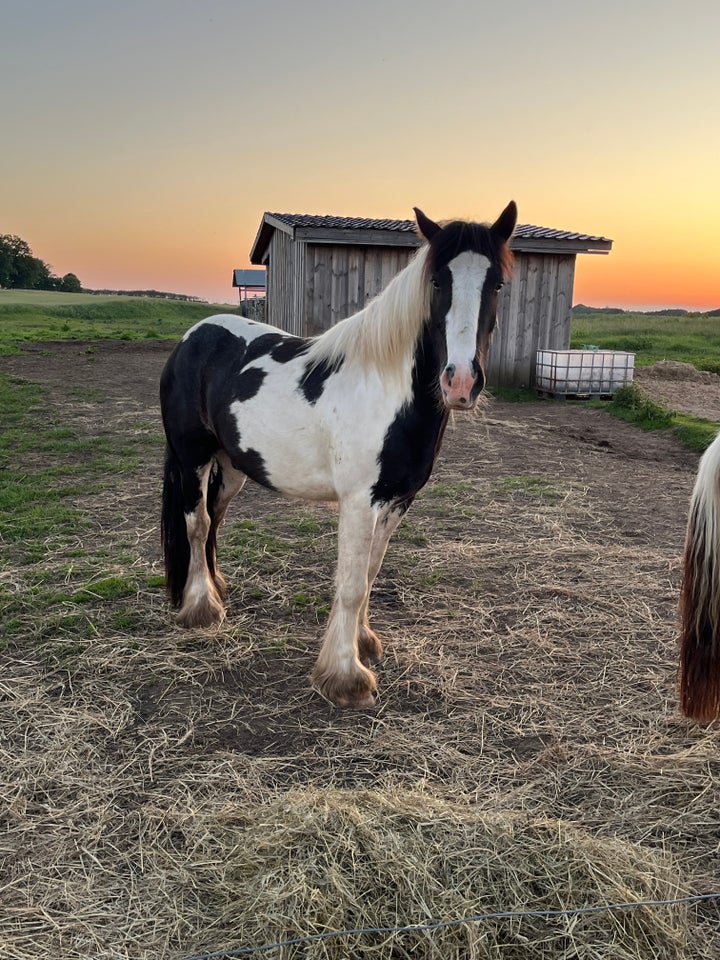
180, 313, 287, 346
161, 313, 305, 407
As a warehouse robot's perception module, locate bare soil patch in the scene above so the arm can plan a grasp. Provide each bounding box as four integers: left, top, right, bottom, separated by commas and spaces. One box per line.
1, 340, 718, 959
636, 360, 720, 422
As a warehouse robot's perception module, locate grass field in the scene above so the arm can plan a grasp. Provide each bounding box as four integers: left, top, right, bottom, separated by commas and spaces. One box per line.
571, 307, 720, 373
3, 290, 720, 373
0, 289, 236, 353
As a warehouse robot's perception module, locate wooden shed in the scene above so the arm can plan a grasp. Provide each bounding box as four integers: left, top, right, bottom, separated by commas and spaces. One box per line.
249, 212, 612, 387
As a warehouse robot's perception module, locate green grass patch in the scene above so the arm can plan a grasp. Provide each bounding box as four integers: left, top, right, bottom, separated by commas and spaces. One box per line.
596, 384, 719, 452
492, 475, 564, 500
602, 384, 674, 430
570, 308, 720, 373
423, 481, 475, 499
79, 575, 138, 602
0, 290, 235, 349
489, 385, 538, 403
671, 415, 719, 452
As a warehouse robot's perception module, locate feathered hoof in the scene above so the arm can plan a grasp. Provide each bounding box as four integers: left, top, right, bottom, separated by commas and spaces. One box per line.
176, 590, 226, 629
212, 570, 228, 600
311, 662, 379, 709
358, 624, 383, 667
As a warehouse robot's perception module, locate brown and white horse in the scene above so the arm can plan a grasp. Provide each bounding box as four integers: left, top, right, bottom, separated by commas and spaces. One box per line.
160, 203, 516, 708
680, 433, 720, 720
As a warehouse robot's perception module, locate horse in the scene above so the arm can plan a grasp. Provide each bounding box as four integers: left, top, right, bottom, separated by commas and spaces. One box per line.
159, 202, 517, 708
679, 432, 720, 720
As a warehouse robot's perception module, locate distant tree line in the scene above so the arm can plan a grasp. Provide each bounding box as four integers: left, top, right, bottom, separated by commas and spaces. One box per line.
85, 289, 203, 301
0, 234, 82, 293
573, 304, 720, 317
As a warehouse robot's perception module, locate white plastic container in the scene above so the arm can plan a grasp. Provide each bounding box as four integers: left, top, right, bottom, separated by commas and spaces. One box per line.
536, 349, 634, 398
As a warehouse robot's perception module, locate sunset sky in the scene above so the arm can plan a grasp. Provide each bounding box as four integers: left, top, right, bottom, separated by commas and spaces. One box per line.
2, 0, 719, 309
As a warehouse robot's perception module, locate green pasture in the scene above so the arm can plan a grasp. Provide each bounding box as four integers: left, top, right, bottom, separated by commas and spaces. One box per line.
570, 307, 720, 373
0, 289, 235, 353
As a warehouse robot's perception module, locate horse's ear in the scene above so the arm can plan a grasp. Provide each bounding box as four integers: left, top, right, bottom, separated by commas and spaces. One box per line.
414, 207, 441, 242
491, 201, 517, 242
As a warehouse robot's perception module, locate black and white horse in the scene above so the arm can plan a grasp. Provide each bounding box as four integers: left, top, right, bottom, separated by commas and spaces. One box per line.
160, 203, 517, 707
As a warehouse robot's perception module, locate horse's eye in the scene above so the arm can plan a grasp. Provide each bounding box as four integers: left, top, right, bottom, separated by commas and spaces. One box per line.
431, 277, 441, 289
495, 282, 504, 293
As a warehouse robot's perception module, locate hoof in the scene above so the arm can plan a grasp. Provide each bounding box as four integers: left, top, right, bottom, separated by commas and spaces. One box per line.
176, 589, 225, 629
358, 624, 383, 668
311, 663, 379, 709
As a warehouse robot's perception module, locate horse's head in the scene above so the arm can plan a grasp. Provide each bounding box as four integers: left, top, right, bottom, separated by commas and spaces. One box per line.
415, 202, 516, 410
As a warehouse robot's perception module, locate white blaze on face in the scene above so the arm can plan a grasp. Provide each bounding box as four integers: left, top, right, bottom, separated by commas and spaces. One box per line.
441, 251, 490, 408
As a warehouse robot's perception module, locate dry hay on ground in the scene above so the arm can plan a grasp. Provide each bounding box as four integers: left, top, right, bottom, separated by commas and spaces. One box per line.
1, 342, 720, 959
194, 787, 694, 960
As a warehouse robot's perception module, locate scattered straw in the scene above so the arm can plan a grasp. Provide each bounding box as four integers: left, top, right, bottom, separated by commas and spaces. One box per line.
1, 345, 719, 959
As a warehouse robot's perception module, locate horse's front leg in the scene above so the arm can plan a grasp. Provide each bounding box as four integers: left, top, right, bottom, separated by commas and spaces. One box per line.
357, 506, 406, 667
311, 497, 378, 708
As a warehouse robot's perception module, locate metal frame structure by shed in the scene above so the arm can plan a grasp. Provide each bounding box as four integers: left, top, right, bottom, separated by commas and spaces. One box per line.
248, 212, 612, 387
232, 268, 266, 301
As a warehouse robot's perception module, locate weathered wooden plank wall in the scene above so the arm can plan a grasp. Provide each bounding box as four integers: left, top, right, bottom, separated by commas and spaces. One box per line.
485, 253, 575, 387
303, 245, 415, 337
266, 230, 293, 332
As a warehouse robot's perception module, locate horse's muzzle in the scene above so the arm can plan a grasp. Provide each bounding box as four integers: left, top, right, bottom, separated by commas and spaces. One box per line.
440, 363, 483, 410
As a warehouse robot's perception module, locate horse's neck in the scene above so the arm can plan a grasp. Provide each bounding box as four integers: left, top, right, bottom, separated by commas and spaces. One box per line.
410, 327, 448, 429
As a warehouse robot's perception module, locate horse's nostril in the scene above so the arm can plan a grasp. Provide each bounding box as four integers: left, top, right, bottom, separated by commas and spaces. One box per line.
445, 364, 456, 385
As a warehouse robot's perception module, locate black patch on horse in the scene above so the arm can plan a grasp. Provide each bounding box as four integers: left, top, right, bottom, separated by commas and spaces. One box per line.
235, 447, 274, 489
271, 338, 309, 364
299, 355, 344, 405
371, 330, 448, 509
244, 333, 285, 362
233, 367, 266, 402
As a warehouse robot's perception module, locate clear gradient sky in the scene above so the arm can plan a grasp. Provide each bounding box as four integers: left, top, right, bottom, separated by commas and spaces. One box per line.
2, 0, 719, 309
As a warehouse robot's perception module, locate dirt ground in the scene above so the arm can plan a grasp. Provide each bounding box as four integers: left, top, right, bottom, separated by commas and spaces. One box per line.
635, 360, 720, 422
2, 340, 719, 958
1, 338, 705, 762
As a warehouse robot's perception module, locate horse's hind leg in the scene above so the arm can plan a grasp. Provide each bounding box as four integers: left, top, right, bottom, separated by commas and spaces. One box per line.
177, 460, 226, 629
357, 506, 405, 666
205, 451, 246, 599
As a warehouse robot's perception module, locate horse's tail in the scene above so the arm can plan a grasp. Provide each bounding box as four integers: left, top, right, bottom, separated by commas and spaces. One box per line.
679, 432, 720, 720
161, 446, 190, 608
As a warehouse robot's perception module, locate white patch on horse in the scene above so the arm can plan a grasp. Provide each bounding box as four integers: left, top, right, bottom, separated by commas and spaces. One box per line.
182, 314, 282, 343
228, 357, 411, 501
445, 251, 489, 372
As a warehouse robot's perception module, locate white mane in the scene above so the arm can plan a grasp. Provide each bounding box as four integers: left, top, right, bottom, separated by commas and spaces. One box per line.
304, 244, 432, 379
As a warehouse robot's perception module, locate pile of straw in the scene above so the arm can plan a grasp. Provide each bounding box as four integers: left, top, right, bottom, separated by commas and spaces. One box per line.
197, 787, 693, 959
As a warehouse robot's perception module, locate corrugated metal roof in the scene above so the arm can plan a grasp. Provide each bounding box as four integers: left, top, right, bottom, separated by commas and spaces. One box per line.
232, 268, 266, 287
266, 212, 610, 245
267, 213, 418, 233
513, 224, 610, 243
249, 212, 612, 263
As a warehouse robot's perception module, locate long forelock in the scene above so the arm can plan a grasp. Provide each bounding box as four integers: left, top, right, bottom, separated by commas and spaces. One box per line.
305, 245, 432, 377
426, 221, 514, 281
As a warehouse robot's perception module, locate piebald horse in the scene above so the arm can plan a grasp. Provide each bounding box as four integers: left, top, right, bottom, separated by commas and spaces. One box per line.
160, 203, 517, 707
